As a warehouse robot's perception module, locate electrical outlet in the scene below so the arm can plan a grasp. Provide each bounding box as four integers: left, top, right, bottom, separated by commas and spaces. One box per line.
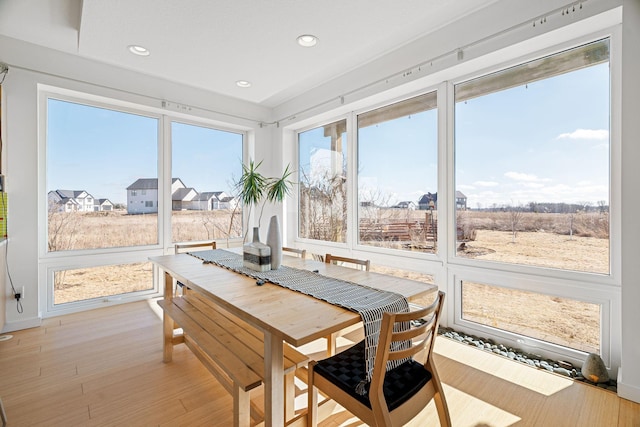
20, 286, 25, 300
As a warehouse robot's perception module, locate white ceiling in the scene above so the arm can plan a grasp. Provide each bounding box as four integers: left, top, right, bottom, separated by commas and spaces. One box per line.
0, 0, 499, 108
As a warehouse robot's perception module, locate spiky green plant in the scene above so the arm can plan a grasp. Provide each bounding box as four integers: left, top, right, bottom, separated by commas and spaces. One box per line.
237, 160, 294, 241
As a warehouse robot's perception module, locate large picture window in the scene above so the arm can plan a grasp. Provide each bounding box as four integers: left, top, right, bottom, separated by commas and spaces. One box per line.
47, 99, 159, 251
461, 280, 600, 354
357, 92, 438, 253
46, 97, 160, 305
298, 119, 348, 242
454, 39, 610, 274
171, 121, 243, 243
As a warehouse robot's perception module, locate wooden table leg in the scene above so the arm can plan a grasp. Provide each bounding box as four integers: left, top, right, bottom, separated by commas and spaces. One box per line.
264, 331, 284, 427
162, 271, 174, 363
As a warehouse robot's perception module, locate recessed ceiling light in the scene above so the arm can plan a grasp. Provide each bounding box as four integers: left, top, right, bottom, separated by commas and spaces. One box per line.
128, 45, 150, 56
236, 80, 252, 88
297, 34, 318, 47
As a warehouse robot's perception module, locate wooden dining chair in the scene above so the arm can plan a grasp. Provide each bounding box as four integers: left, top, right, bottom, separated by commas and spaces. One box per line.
324, 253, 371, 355
307, 291, 450, 427
174, 241, 217, 294
282, 246, 307, 259
174, 240, 217, 254
325, 253, 370, 271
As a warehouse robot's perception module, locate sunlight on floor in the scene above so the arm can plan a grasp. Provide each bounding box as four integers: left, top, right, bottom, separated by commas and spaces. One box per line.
442, 383, 522, 427
435, 338, 574, 396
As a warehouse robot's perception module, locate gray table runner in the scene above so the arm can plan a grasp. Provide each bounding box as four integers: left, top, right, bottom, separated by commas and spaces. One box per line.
187, 249, 410, 393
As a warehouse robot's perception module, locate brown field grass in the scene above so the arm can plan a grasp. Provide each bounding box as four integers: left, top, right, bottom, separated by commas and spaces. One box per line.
51, 209, 604, 353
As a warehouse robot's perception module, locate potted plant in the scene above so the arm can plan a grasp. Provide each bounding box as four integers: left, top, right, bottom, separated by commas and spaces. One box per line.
237, 160, 293, 270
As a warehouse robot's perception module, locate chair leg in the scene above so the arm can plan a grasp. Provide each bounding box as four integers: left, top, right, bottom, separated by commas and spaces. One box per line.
429, 362, 452, 427
285, 371, 295, 420
326, 333, 337, 357
434, 391, 452, 427
0, 397, 7, 427
307, 362, 318, 427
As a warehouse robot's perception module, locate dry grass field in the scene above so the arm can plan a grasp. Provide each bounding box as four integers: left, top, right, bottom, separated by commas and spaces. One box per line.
49, 210, 241, 305
50, 208, 605, 353
454, 229, 605, 353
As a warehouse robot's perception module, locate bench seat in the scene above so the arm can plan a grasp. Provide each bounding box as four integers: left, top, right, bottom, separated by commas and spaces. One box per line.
158, 292, 308, 426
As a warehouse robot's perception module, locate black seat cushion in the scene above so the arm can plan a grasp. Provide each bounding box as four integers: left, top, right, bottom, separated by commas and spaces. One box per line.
314, 340, 432, 411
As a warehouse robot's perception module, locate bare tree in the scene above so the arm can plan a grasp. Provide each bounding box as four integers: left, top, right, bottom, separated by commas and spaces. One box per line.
505, 203, 524, 243
48, 200, 81, 289
299, 168, 347, 242
198, 210, 215, 240
597, 200, 608, 214
47, 201, 80, 253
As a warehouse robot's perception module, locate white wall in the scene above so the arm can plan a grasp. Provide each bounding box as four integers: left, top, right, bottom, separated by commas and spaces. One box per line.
0, 36, 271, 330
618, 0, 640, 404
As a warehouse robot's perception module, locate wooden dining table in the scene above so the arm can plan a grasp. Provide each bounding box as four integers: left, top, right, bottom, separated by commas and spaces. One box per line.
149, 251, 438, 427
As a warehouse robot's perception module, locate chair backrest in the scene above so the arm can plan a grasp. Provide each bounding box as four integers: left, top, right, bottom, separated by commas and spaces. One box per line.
282, 246, 307, 259
174, 241, 217, 254
325, 253, 370, 271
369, 291, 446, 425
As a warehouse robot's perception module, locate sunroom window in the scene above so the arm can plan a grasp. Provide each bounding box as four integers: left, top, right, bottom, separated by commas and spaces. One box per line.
357, 92, 438, 253
298, 119, 348, 242
170, 121, 243, 243
454, 38, 610, 274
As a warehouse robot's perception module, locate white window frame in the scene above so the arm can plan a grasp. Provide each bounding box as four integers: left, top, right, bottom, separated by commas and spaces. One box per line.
168, 117, 246, 246
37, 85, 250, 316
445, 27, 621, 369
286, 24, 622, 368
294, 115, 352, 251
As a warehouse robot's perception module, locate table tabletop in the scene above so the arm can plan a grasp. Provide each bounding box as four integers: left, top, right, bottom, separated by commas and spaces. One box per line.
149, 252, 437, 347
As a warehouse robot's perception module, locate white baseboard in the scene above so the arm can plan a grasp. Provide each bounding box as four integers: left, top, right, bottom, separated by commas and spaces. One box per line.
617, 368, 640, 404
1, 317, 42, 333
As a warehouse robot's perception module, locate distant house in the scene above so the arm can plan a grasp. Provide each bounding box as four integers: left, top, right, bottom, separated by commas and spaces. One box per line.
417, 191, 467, 210
172, 187, 198, 211
455, 191, 468, 210
190, 192, 217, 211
219, 195, 238, 210
126, 178, 178, 214
94, 198, 114, 211
391, 201, 416, 210
418, 192, 437, 210
359, 201, 377, 208
191, 191, 237, 210
126, 178, 235, 213
48, 190, 94, 212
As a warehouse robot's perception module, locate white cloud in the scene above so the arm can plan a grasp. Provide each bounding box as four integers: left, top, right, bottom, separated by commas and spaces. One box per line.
473, 180, 499, 187
457, 184, 476, 190
523, 182, 544, 189
504, 171, 550, 182
557, 129, 609, 141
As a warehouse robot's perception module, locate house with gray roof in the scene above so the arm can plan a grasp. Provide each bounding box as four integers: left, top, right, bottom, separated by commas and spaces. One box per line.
126, 178, 235, 213
418, 191, 467, 210
172, 187, 198, 211
126, 178, 185, 214
94, 199, 114, 211
48, 190, 114, 212
191, 192, 220, 211
48, 190, 94, 212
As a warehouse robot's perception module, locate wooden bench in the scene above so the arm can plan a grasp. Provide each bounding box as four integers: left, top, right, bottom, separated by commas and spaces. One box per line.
158, 291, 309, 426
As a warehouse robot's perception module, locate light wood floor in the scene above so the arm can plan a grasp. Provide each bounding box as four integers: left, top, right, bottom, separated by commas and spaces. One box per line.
0, 300, 638, 426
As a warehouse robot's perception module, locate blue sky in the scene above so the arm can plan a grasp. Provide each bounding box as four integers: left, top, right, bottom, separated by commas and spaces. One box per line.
50, 60, 608, 210
455, 62, 609, 209
47, 100, 242, 204
301, 61, 609, 209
